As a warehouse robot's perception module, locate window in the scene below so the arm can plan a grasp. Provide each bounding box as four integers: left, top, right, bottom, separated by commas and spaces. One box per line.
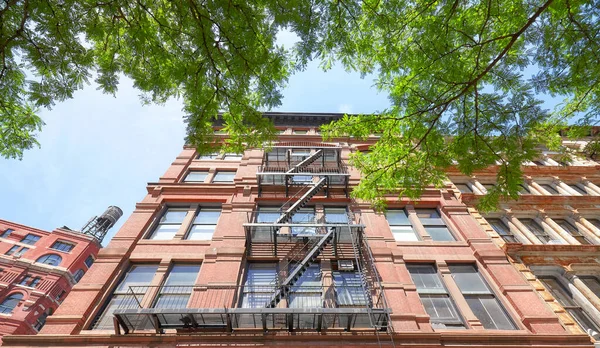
520, 218, 553, 244
291, 208, 316, 236
533, 160, 546, 166
30, 276, 41, 288
149, 208, 188, 240
289, 263, 322, 309
1, 228, 14, 238
18, 275, 32, 286
454, 183, 472, 193
482, 184, 495, 192
333, 266, 368, 306
292, 175, 313, 183
416, 209, 456, 241
386, 209, 419, 241
183, 171, 208, 183
19, 275, 41, 288
590, 219, 600, 231
540, 184, 560, 195
486, 218, 519, 243
34, 309, 51, 331
569, 184, 588, 195
540, 276, 600, 336
222, 153, 242, 161
197, 153, 218, 160
36, 254, 62, 266
241, 263, 277, 308
449, 265, 515, 330
92, 265, 158, 329
55, 290, 66, 302
73, 269, 85, 283
518, 185, 530, 194
212, 171, 235, 182
293, 130, 308, 135
408, 265, 464, 329
20, 234, 41, 245
154, 265, 201, 309
15, 247, 28, 257
85, 255, 95, 268
554, 219, 592, 245
324, 207, 349, 223
186, 208, 221, 240
0, 293, 24, 314
580, 276, 600, 298
51, 241, 75, 252
5, 245, 19, 256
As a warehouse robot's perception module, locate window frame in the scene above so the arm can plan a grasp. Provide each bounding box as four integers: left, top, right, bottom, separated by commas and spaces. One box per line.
147, 207, 190, 240
153, 264, 201, 309
385, 209, 420, 242
50, 240, 75, 253
415, 208, 456, 242
0, 292, 24, 314
183, 170, 209, 183
212, 171, 236, 183
449, 264, 516, 330
184, 207, 221, 240
0, 228, 14, 238
35, 254, 63, 266
20, 234, 41, 245
407, 264, 465, 329
486, 218, 520, 243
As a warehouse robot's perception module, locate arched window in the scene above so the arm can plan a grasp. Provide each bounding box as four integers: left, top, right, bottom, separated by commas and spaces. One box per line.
0, 293, 24, 314
36, 254, 62, 266
33, 308, 53, 331
73, 269, 85, 283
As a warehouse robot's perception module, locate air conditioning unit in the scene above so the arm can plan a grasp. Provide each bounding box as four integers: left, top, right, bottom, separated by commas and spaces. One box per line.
338, 260, 355, 271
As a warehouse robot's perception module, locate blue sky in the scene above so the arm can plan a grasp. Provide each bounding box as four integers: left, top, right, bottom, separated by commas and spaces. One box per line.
0, 60, 390, 245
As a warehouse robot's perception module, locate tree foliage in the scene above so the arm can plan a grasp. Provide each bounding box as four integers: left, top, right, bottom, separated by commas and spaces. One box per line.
1, 0, 599, 208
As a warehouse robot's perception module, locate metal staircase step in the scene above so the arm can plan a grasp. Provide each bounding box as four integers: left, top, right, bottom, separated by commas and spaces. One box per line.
286, 150, 323, 174
267, 228, 335, 308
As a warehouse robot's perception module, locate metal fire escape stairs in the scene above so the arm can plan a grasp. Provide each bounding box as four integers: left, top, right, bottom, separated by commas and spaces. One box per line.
265, 149, 332, 308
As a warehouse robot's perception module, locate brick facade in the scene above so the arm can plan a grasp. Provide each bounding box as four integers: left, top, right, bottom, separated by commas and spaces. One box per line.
3, 113, 596, 347
0, 220, 100, 343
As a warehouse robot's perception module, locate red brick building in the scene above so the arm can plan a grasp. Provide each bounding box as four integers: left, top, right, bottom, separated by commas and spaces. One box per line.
0, 220, 100, 341
3, 113, 596, 347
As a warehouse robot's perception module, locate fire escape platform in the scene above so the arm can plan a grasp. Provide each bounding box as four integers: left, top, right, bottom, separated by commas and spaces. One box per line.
113, 307, 390, 334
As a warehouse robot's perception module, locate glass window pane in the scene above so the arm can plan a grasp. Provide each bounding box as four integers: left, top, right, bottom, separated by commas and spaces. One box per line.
117, 266, 159, 292
391, 226, 419, 241
426, 227, 455, 241
567, 308, 600, 335
449, 265, 490, 293
194, 209, 221, 224
465, 295, 515, 329
164, 265, 200, 286
582, 277, 600, 297
291, 264, 321, 289
333, 271, 368, 306
518, 185, 530, 194
455, 184, 472, 193
151, 224, 180, 240
540, 277, 578, 306
257, 208, 280, 223
415, 209, 440, 219
154, 294, 190, 309
422, 295, 460, 321
569, 184, 588, 195
408, 265, 444, 291
245, 264, 277, 286
325, 208, 348, 223
386, 210, 411, 225
184, 172, 208, 182
161, 210, 188, 223
540, 184, 559, 194
520, 219, 552, 243
213, 172, 236, 182
187, 225, 215, 240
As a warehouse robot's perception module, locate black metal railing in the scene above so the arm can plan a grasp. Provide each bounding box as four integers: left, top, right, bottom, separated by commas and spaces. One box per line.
112, 284, 389, 333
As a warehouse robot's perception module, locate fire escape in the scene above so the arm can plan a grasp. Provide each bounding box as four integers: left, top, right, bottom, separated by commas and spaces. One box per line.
111, 143, 391, 335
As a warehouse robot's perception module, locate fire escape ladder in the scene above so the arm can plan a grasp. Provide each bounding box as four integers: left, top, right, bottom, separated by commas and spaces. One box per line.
267, 228, 335, 308
273, 177, 327, 231
286, 149, 324, 173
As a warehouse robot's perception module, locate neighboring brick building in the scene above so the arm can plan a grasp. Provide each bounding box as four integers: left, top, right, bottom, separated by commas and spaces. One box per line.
3, 112, 596, 347
0, 221, 99, 341
449, 136, 600, 345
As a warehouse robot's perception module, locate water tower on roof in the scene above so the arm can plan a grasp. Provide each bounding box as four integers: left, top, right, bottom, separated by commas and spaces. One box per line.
80, 206, 123, 243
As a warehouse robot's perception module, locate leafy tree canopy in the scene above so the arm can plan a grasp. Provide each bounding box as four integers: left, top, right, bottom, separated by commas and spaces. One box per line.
1, 0, 599, 209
